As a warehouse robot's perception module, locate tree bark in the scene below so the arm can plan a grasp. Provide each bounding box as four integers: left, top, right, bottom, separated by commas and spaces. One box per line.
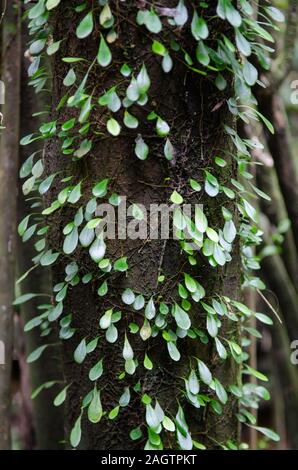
0, 0, 21, 450
44, 1, 241, 449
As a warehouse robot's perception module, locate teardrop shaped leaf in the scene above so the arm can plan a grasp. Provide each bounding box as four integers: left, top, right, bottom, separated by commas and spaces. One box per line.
97, 35, 112, 67
76, 12, 94, 39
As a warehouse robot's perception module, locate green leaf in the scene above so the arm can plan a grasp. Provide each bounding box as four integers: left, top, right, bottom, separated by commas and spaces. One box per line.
48, 301, 63, 322
191, 11, 209, 40
142, 9, 162, 34
144, 353, 153, 370
223, 220, 236, 243
170, 190, 183, 205
163, 416, 175, 432
29, 38, 46, 55
89, 237, 106, 262
124, 111, 139, 129
197, 359, 212, 385
145, 297, 156, 320
114, 257, 128, 272
120, 63, 131, 77
107, 118, 121, 136
79, 96, 93, 123
39, 173, 56, 195
74, 138, 92, 158
145, 403, 160, 429
54, 385, 68, 407
265, 6, 285, 23
24, 315, 43, 332
123, 334, 134, 360
207, 313, 218, 338
130, 426, 142, 440
205, 174, 219, 197
215, 337, 227, 360
188, 370, 200, 395
195, 206, 207, 232
214, 379, 228, 404
235, 29, 251, 57
86, 337, 99, 353
162, 54, 173, 73
46, 0, 61, 10
140, 318, 152, 341
99, 89, 121, 113
76, 12, 94, 39
88, 387, 102, 423
133, 295, 145, 311
174, 0, 188, 26
190, 179, 201, 192
248, 425, 280, 442
92, 178, 109, 197
253, 109, 274, 134
63, 227, 78, 255
243, 61, 258, 86
156, 117, 170, 137
255, 312, 273, 325
184, 273, 196, 293
106, 324, 118, 343
125, 359, 136, 375
122, 288, 135, 305
173, 303, 191, 330
47, 41, 61, 58
119, 386, 130, 407
136, 64, 150, 94
225, 2, 242, 27
97, 35, 112, 67
13, 292, 42, 306
70, 414, 82, 448
135, 135, 149, 160
109, 406, 120, 420
176, 405, 192, 450
244, 365, 268, 382
97, 280, 108, 297
196, 41, 210, 66
152, 40, 166, 56
74, 338, 87, 364
27, 344, 48, 363
167, 342, 180, 361
63, 68, 76, 86
164, 138, 174, 161
99, 309, 113, 329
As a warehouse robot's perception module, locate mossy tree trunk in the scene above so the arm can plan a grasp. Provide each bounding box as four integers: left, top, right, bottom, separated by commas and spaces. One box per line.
44, 1, 241, 449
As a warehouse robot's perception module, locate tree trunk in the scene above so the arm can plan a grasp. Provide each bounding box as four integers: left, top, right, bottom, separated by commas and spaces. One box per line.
44, 1, 241, 449
16, 16, 65, 448
0, 0, 21, 450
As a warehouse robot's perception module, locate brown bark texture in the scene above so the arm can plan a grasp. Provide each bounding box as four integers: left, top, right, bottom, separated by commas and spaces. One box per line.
42, 1, 241, 449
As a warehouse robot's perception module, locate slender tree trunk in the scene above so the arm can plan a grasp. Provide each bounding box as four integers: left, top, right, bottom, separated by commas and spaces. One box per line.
44, 1, 241, 449
256, 92, 298, 254
16, 18, 65, 448
0, 0, 21, 450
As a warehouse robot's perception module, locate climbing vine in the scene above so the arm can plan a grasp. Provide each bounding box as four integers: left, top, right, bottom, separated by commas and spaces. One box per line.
16, 0, 285, 450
